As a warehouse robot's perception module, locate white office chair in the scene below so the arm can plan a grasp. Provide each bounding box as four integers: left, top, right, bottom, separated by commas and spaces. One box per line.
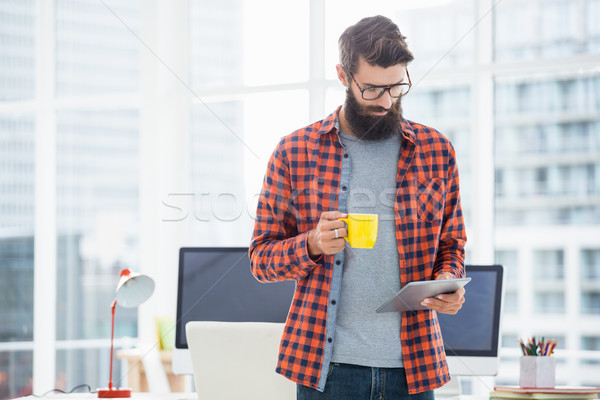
186, 321, 296, 400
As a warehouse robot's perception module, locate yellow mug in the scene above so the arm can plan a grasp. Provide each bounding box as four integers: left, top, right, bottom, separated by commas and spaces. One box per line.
339, 214, 378, 249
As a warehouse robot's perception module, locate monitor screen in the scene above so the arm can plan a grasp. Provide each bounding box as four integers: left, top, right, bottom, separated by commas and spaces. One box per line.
174, 247, 295, 349
437, 265, 504, 375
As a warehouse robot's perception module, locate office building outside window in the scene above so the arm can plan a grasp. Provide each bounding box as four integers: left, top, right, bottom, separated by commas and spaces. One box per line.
495, 250, 518, 314
493, 0, 600, 387
581, 249, 600, 314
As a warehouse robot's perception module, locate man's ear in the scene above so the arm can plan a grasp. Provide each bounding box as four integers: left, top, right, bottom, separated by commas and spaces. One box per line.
336, 64, 349, 86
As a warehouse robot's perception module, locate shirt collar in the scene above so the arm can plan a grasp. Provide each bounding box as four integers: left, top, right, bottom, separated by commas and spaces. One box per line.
316, 106, 341, 136
399, 117, 416, 144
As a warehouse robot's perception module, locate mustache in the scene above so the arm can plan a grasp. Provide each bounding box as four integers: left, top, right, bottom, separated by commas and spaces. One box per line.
361, 105, 390, 114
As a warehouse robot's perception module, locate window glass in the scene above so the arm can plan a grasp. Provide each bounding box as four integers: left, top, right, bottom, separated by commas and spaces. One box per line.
189, 91, 309, 245
503, 291, 518, 314
0, 115, 35, 399
494, 0, 591, 62
0, 0, 35, 101
581, 336, 600, 365
581, 250, 600, 316
324, 0, 475, 80
0, 350, 32, 398
55, 347, 126, 393
494, 73, 600, 225
188, 99, 248, 244
534, 292, 565, 314
189, 0, 243, 89
241, 1, 308, 86
324, 87, 345, 116
56, 110, 140, 341
581, 249, 600, 280
495, 250, 519, 315
502, 334, 519, 349
55, 0, 141, 96
495, 250, 519, 283
533, 250, 564, 280
192, 0, 309, 87
589, 0, 600, 52
581, 292, 600, 314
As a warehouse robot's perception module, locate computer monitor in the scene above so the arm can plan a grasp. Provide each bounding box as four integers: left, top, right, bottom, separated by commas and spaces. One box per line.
173, 253, 503, 376
437, 264, 504, 376
172, 247, 295, 375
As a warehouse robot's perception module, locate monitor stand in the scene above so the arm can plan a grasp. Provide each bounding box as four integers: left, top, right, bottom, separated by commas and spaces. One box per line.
434, 378, 461, 399
436, 376, 496, 399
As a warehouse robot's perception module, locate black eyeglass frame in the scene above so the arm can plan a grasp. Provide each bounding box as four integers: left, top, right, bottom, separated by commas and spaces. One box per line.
346, 68, 412, 101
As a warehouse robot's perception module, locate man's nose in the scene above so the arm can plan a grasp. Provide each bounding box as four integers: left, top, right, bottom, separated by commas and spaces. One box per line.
376, 89, 393, 109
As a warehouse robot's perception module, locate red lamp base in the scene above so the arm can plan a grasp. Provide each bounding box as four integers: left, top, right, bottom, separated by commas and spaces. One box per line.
97, 387, 132, 398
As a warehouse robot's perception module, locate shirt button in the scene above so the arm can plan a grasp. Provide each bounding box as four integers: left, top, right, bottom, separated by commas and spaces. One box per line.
331, 300, 336, 305
335, 260, 341, 265
328, 338, 333, 343
343, 153, 349, 159
341, 186, 347, 191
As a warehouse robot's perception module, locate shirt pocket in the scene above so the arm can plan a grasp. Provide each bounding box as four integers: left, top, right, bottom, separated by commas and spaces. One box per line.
408, 178, 445, 222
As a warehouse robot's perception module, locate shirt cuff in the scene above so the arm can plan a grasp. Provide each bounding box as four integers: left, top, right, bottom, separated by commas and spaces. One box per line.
297, 231, 323, 267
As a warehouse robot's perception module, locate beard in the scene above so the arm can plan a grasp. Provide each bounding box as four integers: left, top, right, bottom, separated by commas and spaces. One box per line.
343, 88, 403, 141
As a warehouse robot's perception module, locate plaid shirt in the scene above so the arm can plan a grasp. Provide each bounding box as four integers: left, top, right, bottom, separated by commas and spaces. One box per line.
249, 106, 466, 394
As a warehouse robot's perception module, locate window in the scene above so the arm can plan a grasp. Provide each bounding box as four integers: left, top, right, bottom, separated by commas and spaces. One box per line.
55, 109, 141, 346
534, 250, 564, 281
581, 336, 600, 365
534, 292, 565, 314
495, 0, 593, 61
582, 249, 600, 280
495, 250, 518, 283
503, 291, 519, 314
52, 0, 142, 389
581, 292, 600, 314
0, 0, 35, 101
55, 0, 141, 96
189, 0, 244, 89
494, 73, 600, 225
495, 250, 518, 314
0, 115, 35, 397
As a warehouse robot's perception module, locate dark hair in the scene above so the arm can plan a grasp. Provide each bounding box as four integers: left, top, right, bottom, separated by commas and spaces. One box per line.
339, 15, 414, 74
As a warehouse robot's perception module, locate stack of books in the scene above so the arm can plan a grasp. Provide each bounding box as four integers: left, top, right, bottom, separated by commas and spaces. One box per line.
491, 386, 600, 399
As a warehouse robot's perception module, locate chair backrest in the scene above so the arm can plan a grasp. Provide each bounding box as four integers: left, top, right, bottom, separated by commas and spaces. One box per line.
186, 321, 296, 400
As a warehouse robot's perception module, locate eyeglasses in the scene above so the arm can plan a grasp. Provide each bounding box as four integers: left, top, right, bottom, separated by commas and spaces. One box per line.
346, 68, 412, 100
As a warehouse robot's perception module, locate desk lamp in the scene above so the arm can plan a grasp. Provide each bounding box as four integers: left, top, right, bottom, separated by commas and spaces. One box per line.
97, 269, 155, 398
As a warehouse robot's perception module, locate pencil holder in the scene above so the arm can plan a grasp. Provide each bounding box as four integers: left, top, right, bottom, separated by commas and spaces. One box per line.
519, 356, 555, 388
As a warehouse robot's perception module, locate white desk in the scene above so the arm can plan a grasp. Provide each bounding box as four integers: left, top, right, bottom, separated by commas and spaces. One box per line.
12, 393, 488, 400
13, 394, 196, 400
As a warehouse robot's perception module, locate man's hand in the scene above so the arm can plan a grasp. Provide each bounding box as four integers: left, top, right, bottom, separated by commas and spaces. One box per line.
307, 211, 348, 257
420, 272, 465, 314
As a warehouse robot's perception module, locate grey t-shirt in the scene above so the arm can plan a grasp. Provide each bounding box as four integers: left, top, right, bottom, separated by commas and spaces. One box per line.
331, 130, 404, 368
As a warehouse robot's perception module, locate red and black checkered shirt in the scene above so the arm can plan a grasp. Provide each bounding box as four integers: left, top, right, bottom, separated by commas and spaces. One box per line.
249, 106, 466, 394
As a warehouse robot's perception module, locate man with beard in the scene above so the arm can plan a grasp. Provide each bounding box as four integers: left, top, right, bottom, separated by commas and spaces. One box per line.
249, 15, 466, 400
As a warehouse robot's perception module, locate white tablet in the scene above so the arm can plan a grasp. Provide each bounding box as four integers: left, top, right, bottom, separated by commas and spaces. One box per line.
376, 277, 471, 313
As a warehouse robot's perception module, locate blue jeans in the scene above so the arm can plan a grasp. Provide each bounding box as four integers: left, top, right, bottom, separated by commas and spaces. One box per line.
297, 363, 435, 400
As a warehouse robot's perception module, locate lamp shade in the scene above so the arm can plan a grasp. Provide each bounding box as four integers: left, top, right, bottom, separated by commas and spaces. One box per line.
114, 269, 155, 308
